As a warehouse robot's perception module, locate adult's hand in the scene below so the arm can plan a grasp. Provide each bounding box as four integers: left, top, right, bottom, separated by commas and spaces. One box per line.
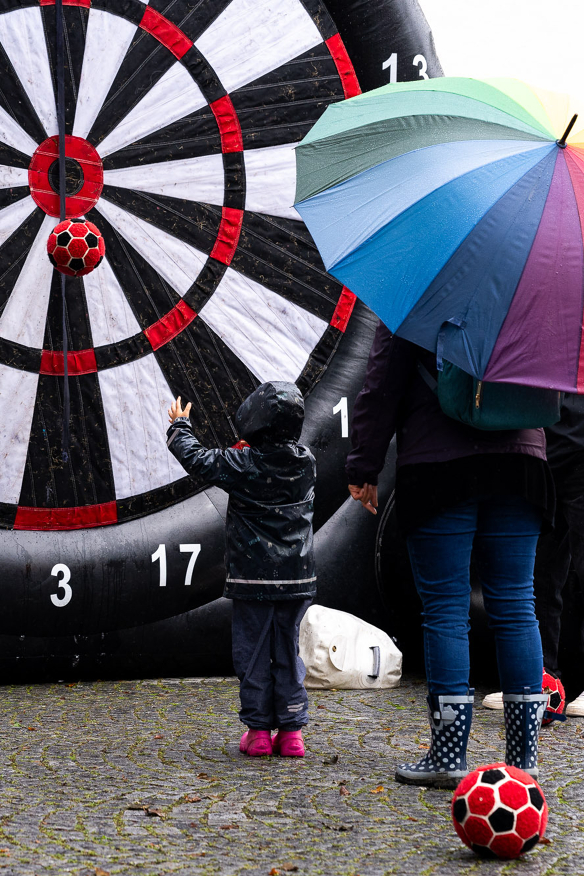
348, 483, 378, 515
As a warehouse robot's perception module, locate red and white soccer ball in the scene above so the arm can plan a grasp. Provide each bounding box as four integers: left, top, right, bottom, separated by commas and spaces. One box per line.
542, 668, 565, 725
47, 219, 105, 277
452, 763, 547, 859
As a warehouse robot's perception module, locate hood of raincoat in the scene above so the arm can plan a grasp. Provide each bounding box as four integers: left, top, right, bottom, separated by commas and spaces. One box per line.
235, 381, 304, 445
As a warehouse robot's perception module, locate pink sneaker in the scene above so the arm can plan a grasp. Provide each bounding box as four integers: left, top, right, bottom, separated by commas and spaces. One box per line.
272, 730, 305, 757
239, 729, 273, 757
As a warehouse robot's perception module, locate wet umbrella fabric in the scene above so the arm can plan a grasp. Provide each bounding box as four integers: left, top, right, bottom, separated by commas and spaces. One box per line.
295, 78, 584, 392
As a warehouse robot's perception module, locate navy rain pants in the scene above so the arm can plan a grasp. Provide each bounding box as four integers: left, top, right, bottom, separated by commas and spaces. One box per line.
232, 598, 312, 731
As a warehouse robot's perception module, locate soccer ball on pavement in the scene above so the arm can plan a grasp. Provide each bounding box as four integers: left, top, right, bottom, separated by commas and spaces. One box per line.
451, 763, 547, 859
542, 668, 565, 725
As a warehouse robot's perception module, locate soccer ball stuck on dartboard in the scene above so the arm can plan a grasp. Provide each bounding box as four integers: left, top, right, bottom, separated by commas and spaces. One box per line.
47, 219, 105, 277
451, 764, 548, 859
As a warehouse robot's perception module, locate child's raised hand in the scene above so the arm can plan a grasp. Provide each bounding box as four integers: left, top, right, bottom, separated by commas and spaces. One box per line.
168, 396, 192, 424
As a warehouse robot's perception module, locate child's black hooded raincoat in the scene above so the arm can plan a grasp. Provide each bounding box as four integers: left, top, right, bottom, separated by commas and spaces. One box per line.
166, 381, 316, 600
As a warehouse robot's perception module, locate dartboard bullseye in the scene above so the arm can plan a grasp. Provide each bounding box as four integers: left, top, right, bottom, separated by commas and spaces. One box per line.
0, 0, 359, 531
29, 135, 103, 217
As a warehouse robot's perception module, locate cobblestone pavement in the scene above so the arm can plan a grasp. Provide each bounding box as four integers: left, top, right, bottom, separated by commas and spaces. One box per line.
0, 675, 581, 876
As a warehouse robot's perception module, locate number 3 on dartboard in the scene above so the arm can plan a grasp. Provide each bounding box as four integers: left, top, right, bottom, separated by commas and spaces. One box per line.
50, 563, 72, 608
151, 544, 202, 588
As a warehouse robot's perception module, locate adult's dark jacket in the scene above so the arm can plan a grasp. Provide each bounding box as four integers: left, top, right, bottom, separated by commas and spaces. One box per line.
167, 381, 316, 601
545, 394, 584, 488
345, 323, 553, 531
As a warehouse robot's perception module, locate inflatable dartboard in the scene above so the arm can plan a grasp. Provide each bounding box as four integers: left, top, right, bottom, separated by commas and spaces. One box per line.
0, 0, 362, 532
0, 0, 443, 676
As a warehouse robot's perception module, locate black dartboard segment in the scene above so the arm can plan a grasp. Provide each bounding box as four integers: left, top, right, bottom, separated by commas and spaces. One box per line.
0, 0, 359, 530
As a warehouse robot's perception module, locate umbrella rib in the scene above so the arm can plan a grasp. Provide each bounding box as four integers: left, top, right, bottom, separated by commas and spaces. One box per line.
558, 114, 578, 147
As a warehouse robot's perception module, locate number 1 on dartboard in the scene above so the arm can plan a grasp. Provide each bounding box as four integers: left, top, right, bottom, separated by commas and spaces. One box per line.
333, 397, 349, 438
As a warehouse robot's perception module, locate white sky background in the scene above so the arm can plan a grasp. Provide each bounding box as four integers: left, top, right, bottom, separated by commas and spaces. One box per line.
419, 0, 584, 101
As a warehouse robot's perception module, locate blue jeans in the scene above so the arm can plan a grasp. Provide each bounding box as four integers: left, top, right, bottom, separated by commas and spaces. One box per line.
406, 495, 543, 695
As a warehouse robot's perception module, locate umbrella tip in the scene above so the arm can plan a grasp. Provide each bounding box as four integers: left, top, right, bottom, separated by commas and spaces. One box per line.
557, 114, 578, 147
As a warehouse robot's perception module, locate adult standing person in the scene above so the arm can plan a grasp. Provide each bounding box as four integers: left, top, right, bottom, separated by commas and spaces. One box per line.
533, 396, 584, 714
346, 324, 554, 787
482, 395, 584, 716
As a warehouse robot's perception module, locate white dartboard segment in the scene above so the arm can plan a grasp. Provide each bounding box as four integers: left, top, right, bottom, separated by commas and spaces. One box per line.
0, 105, 38, 157
95, 197, 207, 297
0, 196, 36, 248
98, 355, 186, 499
0, 365, 39, 505
97, 63, 207, 159
199, 268, 328, 384
73, 10, 140, 141
83, 256, 142, 347
0, 7, 58, 137
103, 153, 225, 205
244, 144, 300, 219
0, 213, 55, 348
0, 165, 28, 189
195, 0, 322, 94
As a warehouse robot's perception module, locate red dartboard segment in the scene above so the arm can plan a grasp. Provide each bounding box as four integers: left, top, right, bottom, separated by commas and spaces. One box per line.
210, 208, 244, 266
40, 348, 98, 376
15, 502, 118, 531
210, 95, 244, 153
144, 299, 198, 351
39, 0, 91, 6
325, 33, 361, 99
139, 6, 193, 60
29, 136, 103, 219
330, 287, 357, 332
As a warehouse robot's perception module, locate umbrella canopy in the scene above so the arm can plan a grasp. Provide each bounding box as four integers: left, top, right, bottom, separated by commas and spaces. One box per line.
295, 78, 584, 392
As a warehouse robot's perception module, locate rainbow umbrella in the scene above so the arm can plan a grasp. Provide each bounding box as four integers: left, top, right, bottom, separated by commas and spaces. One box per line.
295, 78, 584, 391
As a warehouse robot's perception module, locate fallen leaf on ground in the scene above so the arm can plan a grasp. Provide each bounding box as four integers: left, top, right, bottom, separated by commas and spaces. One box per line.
339, 786, 350, 797
185, 795, 202, 803
406, 816, 418, 821
220, 824, 239, 830
27, 727, 37, 731
316, 705, 326, 710
323, 754, 338, 765
281, 865, 298, 872
95, 869, 109, 876
145, 807, 165, 819
153, 733, 164, 739
370, 785, 384, 794
197, 772, 213, 779
539, 837, 552, 845
418, 744, 429, 750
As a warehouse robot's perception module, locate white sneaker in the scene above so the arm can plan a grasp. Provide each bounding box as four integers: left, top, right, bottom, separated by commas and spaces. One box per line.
482, 691, 504, 710
566, 691, 584, 717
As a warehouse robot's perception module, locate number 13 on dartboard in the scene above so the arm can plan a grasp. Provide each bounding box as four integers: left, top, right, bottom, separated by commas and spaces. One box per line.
382, 53, 428, 81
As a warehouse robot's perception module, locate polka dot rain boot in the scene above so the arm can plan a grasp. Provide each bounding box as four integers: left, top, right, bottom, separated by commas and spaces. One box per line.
503, 688, 548, 779
395, 690, 474, 789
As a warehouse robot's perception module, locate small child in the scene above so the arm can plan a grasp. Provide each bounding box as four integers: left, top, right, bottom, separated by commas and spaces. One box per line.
167, 382, 316, 757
